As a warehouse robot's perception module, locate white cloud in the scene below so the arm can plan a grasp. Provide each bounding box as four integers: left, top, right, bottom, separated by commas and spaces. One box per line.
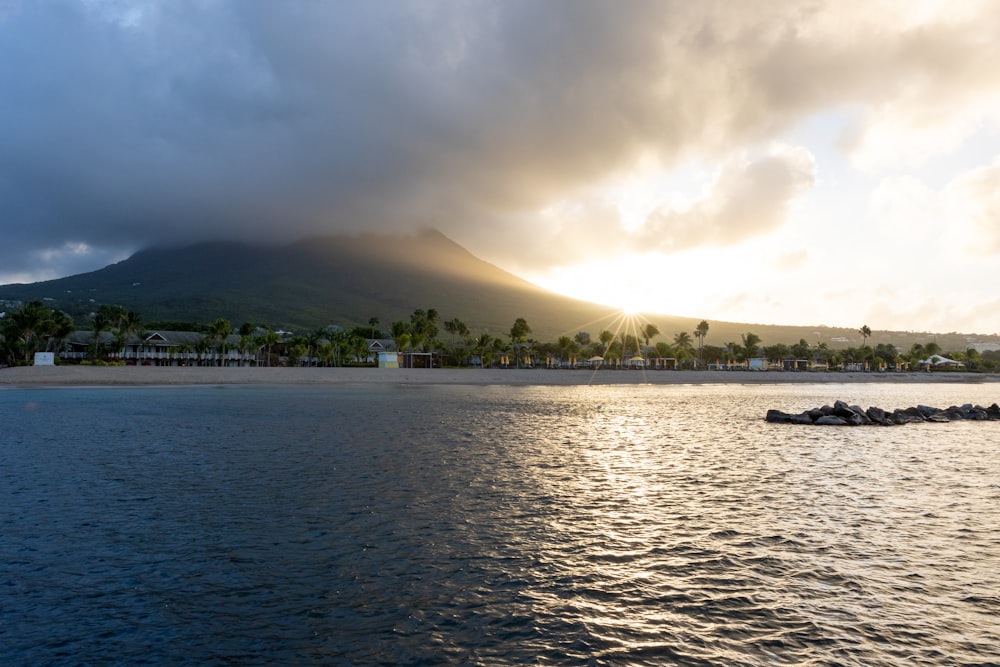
847, 98, 1000, 173
868, 175, 943, 243
633, 145, 816, 252
862, 291, 1000, 335
772, 249, 810, 272
943, 159, 1000, 254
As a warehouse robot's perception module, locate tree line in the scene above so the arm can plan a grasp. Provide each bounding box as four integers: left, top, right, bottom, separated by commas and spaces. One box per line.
2, 301, 998, 371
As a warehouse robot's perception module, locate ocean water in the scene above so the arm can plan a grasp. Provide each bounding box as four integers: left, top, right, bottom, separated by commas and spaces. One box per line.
2, 381, 999, 666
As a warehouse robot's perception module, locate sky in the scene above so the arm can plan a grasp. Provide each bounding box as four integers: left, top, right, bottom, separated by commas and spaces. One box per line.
2, 0, 999, 334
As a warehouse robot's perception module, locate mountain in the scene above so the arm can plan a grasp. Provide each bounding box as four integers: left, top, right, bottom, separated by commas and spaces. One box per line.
0, 230, 650, 339
1, 230, 994, 351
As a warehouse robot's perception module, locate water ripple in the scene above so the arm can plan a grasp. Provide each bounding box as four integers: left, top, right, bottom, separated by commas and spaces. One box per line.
2, 383, 999, 665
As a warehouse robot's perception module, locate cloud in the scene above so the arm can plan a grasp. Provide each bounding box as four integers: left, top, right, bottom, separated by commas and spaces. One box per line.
772, 249, 810, 272
943, 160, 1000, 254
868, 175, 943, 244
862, 291, 1000, 336
2, 0, 1000, 283
633, 146, 816, 251
866, 160, 1000, 256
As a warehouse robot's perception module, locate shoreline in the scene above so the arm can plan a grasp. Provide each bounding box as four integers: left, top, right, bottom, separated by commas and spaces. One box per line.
3, 365, 999, 387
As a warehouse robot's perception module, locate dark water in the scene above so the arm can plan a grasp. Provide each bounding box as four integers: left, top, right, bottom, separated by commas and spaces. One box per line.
2, 382, 999, 666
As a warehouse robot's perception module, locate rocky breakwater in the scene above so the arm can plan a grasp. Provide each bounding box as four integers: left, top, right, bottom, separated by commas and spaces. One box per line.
766, 400, 1000, 426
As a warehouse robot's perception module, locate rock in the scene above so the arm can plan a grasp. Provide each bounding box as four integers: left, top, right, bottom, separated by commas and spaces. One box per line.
865, 406, 892, 426
892, 409, 925, 424
765, 409, 795, 423
768, 400, 1000, 426
944, 406, 967, 420
848, 405, 873, 424
815, 415, 849, 426
766, 409, 815, 424
833, 401, 858, 420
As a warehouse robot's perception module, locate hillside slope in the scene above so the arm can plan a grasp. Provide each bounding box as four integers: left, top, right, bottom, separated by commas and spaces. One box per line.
0, 231, 643, 339
1, 230, 993, 351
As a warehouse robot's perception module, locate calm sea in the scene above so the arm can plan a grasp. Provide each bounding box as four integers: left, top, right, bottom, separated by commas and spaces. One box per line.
2, 382, 999, 666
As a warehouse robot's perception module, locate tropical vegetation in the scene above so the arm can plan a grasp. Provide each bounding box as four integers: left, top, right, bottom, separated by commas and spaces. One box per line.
2, 301, 998, 372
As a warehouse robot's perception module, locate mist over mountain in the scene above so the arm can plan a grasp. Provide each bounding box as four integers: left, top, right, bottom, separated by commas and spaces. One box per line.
0, 230, 626, 339
0, 230, 992, 352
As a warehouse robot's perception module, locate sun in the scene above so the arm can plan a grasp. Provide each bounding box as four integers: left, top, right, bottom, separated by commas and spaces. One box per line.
619, 303, 640, 316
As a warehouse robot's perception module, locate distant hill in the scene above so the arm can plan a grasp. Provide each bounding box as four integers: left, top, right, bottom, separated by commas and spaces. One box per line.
0, 230, 995, 351
0, 230, 640, 339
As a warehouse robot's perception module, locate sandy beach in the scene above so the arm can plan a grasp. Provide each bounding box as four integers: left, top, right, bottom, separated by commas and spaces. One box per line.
2, 365, 998, 387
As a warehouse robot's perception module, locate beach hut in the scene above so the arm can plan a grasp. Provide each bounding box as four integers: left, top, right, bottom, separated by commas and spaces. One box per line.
918, 354, 965, 370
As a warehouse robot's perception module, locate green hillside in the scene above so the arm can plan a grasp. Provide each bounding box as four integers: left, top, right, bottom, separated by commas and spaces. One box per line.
1, 230, 996, 352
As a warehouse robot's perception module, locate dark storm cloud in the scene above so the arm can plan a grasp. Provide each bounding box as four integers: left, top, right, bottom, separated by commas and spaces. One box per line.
2, 0, 1000, 281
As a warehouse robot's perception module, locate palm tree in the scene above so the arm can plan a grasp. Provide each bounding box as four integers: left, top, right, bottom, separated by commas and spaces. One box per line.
176, 342, 193, 366
673, 331, 694, 358
510, 317, 531, 345
287, 340, 308, 367
208, 318, 232, 367
7, 301, 51, 364
349, 333, 368, 363
654, 341, 673, 361
473, 332, 493, 368
86, 304, 128, 361
694, 320, 709, 366
328, 329, 347, 366
641, 323, 660, 348
741, 332, 762, 359
859, 324, 872, 347
791, 338, 811, 360
194, 335, 212, 366
556, 335, 574, 365
444, 317, 470, 339
621, 334, 639, 364
488, 337, 505, 368
410, 330, 427, 353
408, 309, 440, 353
598, 329, 614, 352
368, 316, 380, 340
256, 328, 281, 367
815, 342, 831, 366
235, 322, 254, 366
440, 318, 470, 366
305, 327, 327, 367
46, 309, 74, 356
390, 320, 410, 353
510, 317, 531, 368
89, 308, 111, 360
316, 341, 335, 367
605, 338, 623, 367
723, 341, 739, 364
118, 310, 143, 360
